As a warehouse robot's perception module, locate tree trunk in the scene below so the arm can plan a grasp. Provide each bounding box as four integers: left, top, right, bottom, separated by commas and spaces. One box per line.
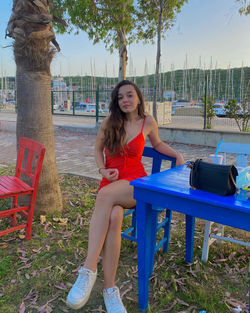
7, 0, 63, 215
152, 0, 163, 122
118, 30, 127, 81
16, 67, 62, 215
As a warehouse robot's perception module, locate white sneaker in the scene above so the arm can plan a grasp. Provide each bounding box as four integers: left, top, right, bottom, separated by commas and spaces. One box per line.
66, 267, 97, 310
103, 286, 127, 313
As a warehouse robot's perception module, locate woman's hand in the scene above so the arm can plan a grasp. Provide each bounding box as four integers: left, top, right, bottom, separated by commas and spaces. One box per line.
100, 168, 119, 181
176, 153, 185, 167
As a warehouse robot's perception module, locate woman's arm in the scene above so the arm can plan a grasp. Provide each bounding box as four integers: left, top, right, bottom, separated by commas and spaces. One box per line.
95, 118, 119, 181
145, 115, 185, 166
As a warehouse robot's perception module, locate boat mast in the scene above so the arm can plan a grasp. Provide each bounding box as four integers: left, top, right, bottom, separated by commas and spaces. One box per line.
209, 56, 213, 98
240, 62, 245, 102
218, 72, 221, 100
144, 59, 149, 100
80, 65, 83, 91
198, 56, 202, 101
170, 63, 175, 101
231, 69, 234, 99
105, 61, 109, 105
213, 61, 217, 100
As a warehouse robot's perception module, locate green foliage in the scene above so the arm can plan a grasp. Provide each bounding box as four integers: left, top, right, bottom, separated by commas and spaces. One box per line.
225, 99, 250, 131
51, 0, 187, 82
52, 0, 137, 52
206, 96, 216, 128
225, 99, 239, 117
53, 0, 188, 51
136, 0, 188, 43
235, 0, 250, 15
201, 96, 215, 129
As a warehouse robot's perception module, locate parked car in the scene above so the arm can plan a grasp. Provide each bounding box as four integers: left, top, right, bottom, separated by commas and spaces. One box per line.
213, 103, 226, 117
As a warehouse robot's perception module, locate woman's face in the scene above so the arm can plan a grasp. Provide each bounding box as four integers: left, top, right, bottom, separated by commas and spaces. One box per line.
117, 84, 140, 114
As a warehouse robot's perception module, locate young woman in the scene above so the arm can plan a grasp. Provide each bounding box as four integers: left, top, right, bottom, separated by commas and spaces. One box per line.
66, 80, 185, 313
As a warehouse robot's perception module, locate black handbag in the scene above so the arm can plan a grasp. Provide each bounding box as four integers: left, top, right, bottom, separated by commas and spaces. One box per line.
188, 159, 238, 196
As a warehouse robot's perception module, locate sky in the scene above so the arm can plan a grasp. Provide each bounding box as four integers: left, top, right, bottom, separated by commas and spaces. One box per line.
0, 0, 249, 77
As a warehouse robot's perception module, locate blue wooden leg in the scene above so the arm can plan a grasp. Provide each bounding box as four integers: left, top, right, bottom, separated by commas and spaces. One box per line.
149, 209, 158, 276
163, 209, 172, 252
137, 200, 153, 312
185, 215, 195, 263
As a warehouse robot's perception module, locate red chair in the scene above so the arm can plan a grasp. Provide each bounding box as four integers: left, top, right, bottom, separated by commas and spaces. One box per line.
0, 137, 45, 240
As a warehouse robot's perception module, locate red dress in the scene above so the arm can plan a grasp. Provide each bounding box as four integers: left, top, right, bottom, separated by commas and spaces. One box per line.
99, 119, 147, 189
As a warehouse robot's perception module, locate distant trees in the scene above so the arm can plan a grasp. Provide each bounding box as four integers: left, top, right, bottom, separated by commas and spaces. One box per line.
6, 0, 63, 215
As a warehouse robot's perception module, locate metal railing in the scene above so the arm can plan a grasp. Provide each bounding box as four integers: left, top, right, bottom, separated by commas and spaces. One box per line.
1, 87, 249, 132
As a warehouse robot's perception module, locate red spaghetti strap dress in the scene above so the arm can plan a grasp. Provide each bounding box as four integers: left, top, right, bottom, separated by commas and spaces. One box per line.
99, 118, 147, 190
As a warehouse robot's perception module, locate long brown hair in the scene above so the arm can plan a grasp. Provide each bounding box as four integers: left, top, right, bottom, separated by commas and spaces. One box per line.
103, 80, 146, 155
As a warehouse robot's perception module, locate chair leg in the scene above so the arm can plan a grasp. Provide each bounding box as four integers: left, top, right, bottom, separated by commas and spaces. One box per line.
11, 196, 18, 226
163, 209, 172, 253
131, 210, 137, 238
202, 221, 212, 262
217, 224, 224, 244
25, 198, 35, 240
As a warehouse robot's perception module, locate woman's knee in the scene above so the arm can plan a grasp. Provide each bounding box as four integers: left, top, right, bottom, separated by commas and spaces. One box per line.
109, 205, 123, 231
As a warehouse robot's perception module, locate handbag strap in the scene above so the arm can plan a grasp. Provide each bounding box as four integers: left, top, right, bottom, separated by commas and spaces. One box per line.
189, 159, 202, 188
229, 166, 238, 191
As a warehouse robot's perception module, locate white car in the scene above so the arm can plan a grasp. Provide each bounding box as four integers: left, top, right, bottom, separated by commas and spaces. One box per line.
213, 103, 226, 117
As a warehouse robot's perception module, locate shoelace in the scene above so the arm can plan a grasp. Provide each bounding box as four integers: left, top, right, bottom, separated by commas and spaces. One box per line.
75, 270, 90, 289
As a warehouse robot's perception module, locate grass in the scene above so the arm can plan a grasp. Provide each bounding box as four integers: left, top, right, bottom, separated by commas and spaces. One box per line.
0, 168, 249, 313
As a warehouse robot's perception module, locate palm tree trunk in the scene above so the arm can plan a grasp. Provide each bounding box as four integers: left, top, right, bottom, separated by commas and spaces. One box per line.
7, 0, 62, 215
16, 67, 62, 214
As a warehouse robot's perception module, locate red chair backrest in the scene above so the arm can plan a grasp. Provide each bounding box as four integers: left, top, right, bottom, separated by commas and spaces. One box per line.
15, 137, 45, 188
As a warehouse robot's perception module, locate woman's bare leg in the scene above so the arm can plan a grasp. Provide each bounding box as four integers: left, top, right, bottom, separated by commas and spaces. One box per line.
102, 205, 124, 289
84, 180, 136, 272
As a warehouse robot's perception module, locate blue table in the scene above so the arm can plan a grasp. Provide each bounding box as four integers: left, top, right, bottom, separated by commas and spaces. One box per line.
130, 164, 250, 312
